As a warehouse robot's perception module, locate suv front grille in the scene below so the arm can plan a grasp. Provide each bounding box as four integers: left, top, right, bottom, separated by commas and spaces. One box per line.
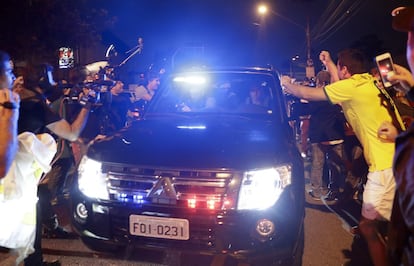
101, 164, 239, 249
103, 164, 237, 209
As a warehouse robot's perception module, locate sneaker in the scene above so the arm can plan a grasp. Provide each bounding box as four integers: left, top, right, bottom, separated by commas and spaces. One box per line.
323, 190, 339, 201
350, 225, 360, 236
308, 190, 322, 201
42, 260, 61, 266
354, 183, 364, 202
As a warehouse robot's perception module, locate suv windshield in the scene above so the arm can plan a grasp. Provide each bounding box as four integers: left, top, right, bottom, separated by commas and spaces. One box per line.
147, 71, 280, 117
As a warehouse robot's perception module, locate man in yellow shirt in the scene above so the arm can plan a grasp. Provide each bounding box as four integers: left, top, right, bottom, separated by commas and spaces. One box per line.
281, 48, 403, 266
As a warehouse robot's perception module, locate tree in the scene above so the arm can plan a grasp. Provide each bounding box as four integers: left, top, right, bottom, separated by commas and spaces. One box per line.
0, 0, 115, 67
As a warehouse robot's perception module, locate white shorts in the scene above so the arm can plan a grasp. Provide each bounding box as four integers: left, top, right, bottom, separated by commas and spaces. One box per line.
361, 168, 395, 221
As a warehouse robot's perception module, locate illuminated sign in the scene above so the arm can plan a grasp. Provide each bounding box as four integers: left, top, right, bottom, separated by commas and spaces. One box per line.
58, 47, 74, 69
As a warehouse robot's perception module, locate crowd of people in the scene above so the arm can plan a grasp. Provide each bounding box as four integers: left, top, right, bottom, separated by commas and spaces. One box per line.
281, 6, 414, 266
0, 58, 161, 265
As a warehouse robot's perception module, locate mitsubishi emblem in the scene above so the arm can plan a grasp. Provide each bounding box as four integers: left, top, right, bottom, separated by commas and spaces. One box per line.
148, 177, 178, 205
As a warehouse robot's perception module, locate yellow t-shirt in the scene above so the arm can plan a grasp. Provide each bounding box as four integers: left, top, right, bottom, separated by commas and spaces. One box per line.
324, 73, 401, 172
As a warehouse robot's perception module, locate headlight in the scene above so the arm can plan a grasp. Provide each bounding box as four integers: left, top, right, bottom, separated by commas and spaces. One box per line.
237, 165, 292, 210
77, 156, 109, 200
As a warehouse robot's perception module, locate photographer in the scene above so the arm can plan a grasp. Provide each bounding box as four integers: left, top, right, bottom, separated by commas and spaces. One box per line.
108, 80, 131, 132
43, 81, 80, 214
16, 64, 91, 266
131, 71, 160, 111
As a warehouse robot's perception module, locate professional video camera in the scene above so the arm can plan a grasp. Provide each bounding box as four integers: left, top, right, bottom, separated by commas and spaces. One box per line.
58, 38, 144, 135
57, 79, 116, 110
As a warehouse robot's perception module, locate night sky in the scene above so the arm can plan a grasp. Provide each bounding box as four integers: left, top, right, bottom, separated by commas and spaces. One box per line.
93, 0, 413, 74
2, 0, 413, 76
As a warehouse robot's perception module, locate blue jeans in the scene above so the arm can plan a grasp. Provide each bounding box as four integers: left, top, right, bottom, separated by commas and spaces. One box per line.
310, 142, 346, 195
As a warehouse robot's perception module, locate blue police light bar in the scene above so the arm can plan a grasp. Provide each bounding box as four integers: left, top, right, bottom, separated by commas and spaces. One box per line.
173, 75, 207, 85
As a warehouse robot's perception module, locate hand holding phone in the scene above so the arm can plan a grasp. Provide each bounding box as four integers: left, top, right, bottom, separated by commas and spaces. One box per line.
375, 52, 397, 88
386, 64, 414, 93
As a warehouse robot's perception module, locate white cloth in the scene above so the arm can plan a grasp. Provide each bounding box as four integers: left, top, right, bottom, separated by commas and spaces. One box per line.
0, 132, 56, 264
362, 168, 396, 221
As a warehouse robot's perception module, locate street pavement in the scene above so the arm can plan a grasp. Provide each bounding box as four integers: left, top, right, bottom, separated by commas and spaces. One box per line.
303, 189, 373, 266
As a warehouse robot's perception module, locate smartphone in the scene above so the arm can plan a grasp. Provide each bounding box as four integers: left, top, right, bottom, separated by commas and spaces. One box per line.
375, 52, 396, 88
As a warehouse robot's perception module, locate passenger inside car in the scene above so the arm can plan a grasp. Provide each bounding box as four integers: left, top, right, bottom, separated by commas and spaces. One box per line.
245, 84, 270, 107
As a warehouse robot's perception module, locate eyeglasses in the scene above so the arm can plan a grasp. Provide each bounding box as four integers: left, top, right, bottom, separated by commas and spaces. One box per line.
392, 6, 414, 32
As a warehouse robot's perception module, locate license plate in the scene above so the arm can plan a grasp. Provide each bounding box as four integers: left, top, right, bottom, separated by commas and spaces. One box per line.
129, 215, 189, 240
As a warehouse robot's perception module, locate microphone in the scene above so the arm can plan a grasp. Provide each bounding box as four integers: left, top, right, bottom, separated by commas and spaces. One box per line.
126, 37, 144, 54
119, 37, 144, 66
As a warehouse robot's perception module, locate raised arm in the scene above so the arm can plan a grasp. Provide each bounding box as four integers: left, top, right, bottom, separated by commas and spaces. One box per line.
0, 89, 19, 177
320, 51, 339, 82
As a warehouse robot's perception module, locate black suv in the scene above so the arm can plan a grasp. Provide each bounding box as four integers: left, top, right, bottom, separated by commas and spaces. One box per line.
70, 66, 305, 265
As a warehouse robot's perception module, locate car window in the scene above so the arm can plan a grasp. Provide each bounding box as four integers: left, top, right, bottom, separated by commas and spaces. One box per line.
148, 72, 279, 116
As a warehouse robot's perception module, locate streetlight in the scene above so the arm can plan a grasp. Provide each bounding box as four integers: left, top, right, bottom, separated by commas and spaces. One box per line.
257, 4, 304, 31
290, 55, 299, 77
257, 3, 314, 77
257, 4, 268, 16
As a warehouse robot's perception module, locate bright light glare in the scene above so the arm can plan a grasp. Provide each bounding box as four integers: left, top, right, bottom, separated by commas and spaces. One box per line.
77, 156, 109, 200
237, 166, 292, 210
207, 198, 217, 210
188, 198, 197, 208
257, 4, 268, 15
176, 125, 206, 130
173, 75, 207, 85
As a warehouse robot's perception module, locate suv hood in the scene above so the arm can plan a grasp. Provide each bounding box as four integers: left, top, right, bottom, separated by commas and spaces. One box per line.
87, 115, 293, 170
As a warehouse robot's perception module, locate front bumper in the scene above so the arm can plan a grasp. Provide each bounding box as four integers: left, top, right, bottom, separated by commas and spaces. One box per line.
71, 186, 304, 264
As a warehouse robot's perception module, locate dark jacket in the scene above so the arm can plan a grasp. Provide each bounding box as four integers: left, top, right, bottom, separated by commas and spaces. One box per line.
389, 122, 414, 265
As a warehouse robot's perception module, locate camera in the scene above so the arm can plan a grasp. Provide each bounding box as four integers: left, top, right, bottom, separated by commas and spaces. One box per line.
60, 82, 110, 109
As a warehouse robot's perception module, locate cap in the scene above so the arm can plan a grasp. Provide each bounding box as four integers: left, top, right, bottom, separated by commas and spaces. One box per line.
392, 6, 414, 32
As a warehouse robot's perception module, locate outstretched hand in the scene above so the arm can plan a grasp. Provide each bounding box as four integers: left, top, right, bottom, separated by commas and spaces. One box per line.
280, 75, 292, 87
280, 75, 294, 94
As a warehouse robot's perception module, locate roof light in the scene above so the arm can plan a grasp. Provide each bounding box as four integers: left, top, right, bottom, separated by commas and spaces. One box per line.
173, 75, 207, 85
176, 125, 206, 130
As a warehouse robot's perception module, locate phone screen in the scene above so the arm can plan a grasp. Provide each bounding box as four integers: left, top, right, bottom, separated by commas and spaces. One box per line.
377, 57, 394, 84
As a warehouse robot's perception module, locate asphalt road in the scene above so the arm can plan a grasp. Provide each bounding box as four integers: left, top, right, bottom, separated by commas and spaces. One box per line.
302, 194, 372, 266
0, 189, 373, 266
